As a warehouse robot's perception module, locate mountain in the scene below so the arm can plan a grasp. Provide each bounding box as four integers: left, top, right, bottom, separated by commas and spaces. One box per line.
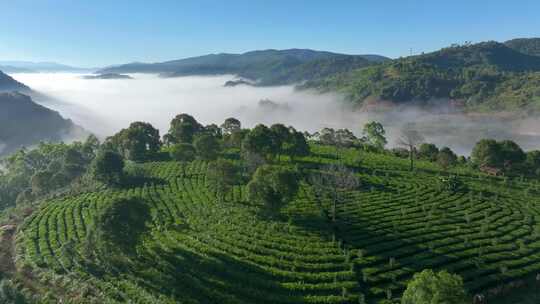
505, 38, 540, 57
0, 92, 81, 156
0, 70, 31, 93
303, 41, 540, 113
0, 65, 35, 73
99, 49, 390, 86
82, 73, 133, 79
0, 61, 96, 73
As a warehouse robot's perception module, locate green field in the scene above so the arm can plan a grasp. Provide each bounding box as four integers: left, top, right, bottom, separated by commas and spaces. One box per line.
13, 145, 540, 303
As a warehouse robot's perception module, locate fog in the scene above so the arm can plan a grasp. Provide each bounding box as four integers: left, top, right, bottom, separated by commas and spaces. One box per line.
10, 73, 540, 155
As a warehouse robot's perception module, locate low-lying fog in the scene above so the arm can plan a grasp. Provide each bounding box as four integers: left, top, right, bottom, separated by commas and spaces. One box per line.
11, 73, 540, 155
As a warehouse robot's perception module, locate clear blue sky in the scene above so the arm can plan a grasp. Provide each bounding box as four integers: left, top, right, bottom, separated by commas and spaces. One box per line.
1, 0, 539, 67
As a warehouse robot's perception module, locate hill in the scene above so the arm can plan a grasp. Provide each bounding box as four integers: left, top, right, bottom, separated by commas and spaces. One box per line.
4, 142, 540, 303
99, 49, 389, 86
303, 41, 540, 113
0, 92, 80, 156
505, 38, 540, 57
0, 70, 31, 92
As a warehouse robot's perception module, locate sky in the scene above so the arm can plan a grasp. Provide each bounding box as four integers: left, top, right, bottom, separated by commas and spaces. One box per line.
1, 0, 539, 67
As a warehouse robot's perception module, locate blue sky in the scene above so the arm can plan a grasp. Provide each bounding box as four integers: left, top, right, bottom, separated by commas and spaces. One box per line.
1, 0, 539, 67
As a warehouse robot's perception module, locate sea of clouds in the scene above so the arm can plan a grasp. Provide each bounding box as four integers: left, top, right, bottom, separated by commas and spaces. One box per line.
10, 73, 540, 156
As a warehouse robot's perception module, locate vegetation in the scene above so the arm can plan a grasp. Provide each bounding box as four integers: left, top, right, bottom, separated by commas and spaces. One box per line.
304, 41, 540, 113
401, 269, 467, 304
3, 114, 540, 303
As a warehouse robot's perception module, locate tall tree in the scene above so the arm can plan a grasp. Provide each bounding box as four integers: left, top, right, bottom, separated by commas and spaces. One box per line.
220, 117, 241, 135
207, 159, 238, 203
437, 147, 457, 170
242, 124, 278, 160
167, 113, 202, 144
247, 165, 298, 215
90, 151, 125, 186
362, 121, 387, 150
107, 122, 161, 161
397, 125, 424, 171
193, 134, 221, 161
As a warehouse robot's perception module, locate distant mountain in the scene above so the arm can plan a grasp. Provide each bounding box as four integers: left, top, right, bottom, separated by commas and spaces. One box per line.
99, 49, 390, 86
0, 92, 82, 156
82, 73, 133, 80
0, 61, 96, 73
303, 41, 540, 113
505, 38, 540, 57
0, 70, 31, 93
0, 65, 35, 73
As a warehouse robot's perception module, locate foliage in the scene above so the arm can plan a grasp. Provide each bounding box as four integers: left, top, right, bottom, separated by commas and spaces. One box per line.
471, 139, 525, 172
437, 147, 458, 170
166, 113, 202, 144
0, 138, 98, 210
304, 41, 540, 113
362, 121, 387, 150
220, 117, 241, 135
93, 197, 149, 252
90, 150, 124, 186
401, 269, 467, 304
169, 143, 196, 162
439, 175, 465, 192
241, 124, 278, 159
247, 165, 298, 214
193, 134, 221, 161
418, 143, 439, 161
106, 121, 161, 161
207, 159, 238, 202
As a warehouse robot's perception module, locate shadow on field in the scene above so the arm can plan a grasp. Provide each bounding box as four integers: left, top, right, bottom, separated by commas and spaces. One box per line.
131, 242, 305, 304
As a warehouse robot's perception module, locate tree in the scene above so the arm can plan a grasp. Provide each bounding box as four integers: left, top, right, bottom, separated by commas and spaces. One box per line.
418, 143, 439, 161
203, 124, 222, 138
207, 159, 238, 203
362, 121, 387, 150
107, 122, 161, 161
167, 113, 202, 144
471, 139, 501, 168
270, 123, 291, 159
471, 139, 526, 172
526, 150, 540, 175
401, 269, 467, 304
498, 140, 526, 171
310, 164, 359, 222
169, 143, 196, 162
247, 165, 298, 215
90, 151, 124, 186
397, 125, 424, 171
284, 129, 310, 160
221, 117, 241, 135
193, 134, 221, 161
242, 124, 277, 160
437, 147, 457, 170
93, 197, 149, 253
30, 170, 53, 195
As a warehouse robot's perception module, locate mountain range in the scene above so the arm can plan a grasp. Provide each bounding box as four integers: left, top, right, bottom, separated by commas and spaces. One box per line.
0, 61, 96, 73
99, 49, 389, 86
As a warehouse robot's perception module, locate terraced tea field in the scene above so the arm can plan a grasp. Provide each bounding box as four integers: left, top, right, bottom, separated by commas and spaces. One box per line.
14, 147, 540, 303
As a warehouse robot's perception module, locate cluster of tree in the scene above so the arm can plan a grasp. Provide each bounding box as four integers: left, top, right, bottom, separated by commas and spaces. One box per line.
471, 139, 540, 175
418, 143, 460, 170
247, 165, 299, 216
0, 136, 100, 210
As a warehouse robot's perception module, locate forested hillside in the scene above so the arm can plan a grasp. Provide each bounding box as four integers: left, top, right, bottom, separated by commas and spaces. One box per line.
505, 38, 540, 57
303, 41, 540, 113
0, 92, 80, 156
99, 49, 387, 86
2, 114, 540, 303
